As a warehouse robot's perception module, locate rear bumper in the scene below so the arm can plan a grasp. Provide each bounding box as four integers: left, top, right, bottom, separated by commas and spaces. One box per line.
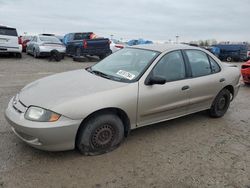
241, 69, 250, 83
242, 74, 250, 83
39, 52, 66, 57
0, 45, 22, 53
5, 97, 82, 151
39, 46, 66, 56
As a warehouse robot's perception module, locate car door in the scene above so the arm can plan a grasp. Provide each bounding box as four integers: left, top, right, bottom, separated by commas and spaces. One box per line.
27, 36, 36, 53
137, 50, 190, 127
26, 37, 33, 53
183, 49, 224, 113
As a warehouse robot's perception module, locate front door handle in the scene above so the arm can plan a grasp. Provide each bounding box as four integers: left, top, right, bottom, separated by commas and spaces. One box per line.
220, 78, 225, 82
182, 85, 190, 91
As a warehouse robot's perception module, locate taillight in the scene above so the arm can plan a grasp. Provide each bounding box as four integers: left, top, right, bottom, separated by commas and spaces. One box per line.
83, 40, 87, 49
115, 44, 124, 49
242, 65, 250, 69
18, 37, 22, 45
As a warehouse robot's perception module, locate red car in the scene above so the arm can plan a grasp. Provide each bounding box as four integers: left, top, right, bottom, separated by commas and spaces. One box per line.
241, 60, 250, 84
22, 39, 30, 52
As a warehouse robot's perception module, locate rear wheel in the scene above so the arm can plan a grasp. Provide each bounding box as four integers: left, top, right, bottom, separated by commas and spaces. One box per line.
226, 56, 233, 62
99, 51, 112, 60
209, 89, 231, 118
76, 47, 81, 57
16, 53, 22, 58
76, 113, 124, 155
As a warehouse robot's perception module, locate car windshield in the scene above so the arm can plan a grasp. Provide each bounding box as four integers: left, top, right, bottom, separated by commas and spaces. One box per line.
88, 48, 160, 82
39, 36, 61, 43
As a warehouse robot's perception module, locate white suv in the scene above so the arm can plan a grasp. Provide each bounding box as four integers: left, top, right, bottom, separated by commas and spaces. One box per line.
0, 26, 22, 58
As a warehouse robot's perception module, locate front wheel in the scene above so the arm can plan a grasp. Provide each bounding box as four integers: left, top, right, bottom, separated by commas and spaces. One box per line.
16, 53, 22, 58
209, 89, 231, 118
76, 113, 124, 155
33, 49, 39, 58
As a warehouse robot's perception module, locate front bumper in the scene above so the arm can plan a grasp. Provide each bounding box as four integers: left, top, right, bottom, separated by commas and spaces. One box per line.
233, 82, 241, 99
5, 97, 82, 151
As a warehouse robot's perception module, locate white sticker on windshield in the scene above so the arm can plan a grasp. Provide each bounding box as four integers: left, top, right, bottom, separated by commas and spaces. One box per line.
116, 70, 135, 80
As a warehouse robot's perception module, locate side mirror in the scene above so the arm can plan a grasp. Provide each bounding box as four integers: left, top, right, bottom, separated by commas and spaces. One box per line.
145, 75, 166, 85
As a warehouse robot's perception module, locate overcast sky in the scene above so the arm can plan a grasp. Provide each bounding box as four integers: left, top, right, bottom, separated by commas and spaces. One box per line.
0, 0, 249, 42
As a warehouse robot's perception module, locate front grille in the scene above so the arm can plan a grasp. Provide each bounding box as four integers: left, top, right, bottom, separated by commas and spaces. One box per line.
12, 95, 27, 113
14, 129, 36, 141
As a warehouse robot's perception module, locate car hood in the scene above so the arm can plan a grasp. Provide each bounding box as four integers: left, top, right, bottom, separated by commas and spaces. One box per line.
19, 69, 128, 110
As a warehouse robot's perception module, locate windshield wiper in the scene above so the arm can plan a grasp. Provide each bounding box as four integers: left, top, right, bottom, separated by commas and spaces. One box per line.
86, 67, 129, 82
87, 68, 112, 80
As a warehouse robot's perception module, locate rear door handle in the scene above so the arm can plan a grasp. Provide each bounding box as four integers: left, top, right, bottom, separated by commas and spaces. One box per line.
220, 78, 225, 82
182, 85, 190, 90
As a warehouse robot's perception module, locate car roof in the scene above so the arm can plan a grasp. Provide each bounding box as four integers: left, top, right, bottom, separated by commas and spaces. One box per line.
0, 25, 16, 30
129, 43, 200, 53
37, 35, 57, 38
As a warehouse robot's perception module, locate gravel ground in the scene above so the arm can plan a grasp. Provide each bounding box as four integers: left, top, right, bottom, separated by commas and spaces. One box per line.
0, 54, 249, 188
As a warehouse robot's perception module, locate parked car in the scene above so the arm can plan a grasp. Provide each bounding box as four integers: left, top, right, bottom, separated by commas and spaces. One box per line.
26, 35, 66, 58
21, 39, 30, 52
110, 39, 125, 53
5, 44, 240, 155
127, 39, 153, 46
241, 60, 250, 85
63, 32, 111, 59
0, 26, 22, 58
21, 35, 33, 52
213, 44, 249, 62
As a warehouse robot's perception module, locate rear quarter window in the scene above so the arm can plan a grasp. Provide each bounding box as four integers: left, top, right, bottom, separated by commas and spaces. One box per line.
209, 57, 221, 73
185, 50, 212, 77
0, 27, 18, 36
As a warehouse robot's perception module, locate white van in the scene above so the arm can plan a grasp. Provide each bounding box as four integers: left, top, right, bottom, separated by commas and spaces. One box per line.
0, 26, 22, 58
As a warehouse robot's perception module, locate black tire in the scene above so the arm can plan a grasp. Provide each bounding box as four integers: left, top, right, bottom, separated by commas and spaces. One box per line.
76, 113, 124, 156
226, 56, 232, 62
50, 50, 62, 62
99, 54, 106, 60
209, 89, 231, 118
33, 49, 38, 58
76, 47, 81, 57
73, 56, 87, 62
16, 53, 22, 58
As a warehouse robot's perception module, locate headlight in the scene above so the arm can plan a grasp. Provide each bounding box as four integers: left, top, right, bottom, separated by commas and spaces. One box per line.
25, 106, 61, 122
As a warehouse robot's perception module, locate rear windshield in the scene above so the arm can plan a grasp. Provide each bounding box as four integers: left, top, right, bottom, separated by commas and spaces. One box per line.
39, 36, 61, 43
0, 27, 18, 36
73, 33, 91, 40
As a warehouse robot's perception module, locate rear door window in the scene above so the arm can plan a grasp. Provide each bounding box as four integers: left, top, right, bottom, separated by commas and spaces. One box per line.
0, 27, 18, 36
73, 33, 90, 40
185, 50, 212, 77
